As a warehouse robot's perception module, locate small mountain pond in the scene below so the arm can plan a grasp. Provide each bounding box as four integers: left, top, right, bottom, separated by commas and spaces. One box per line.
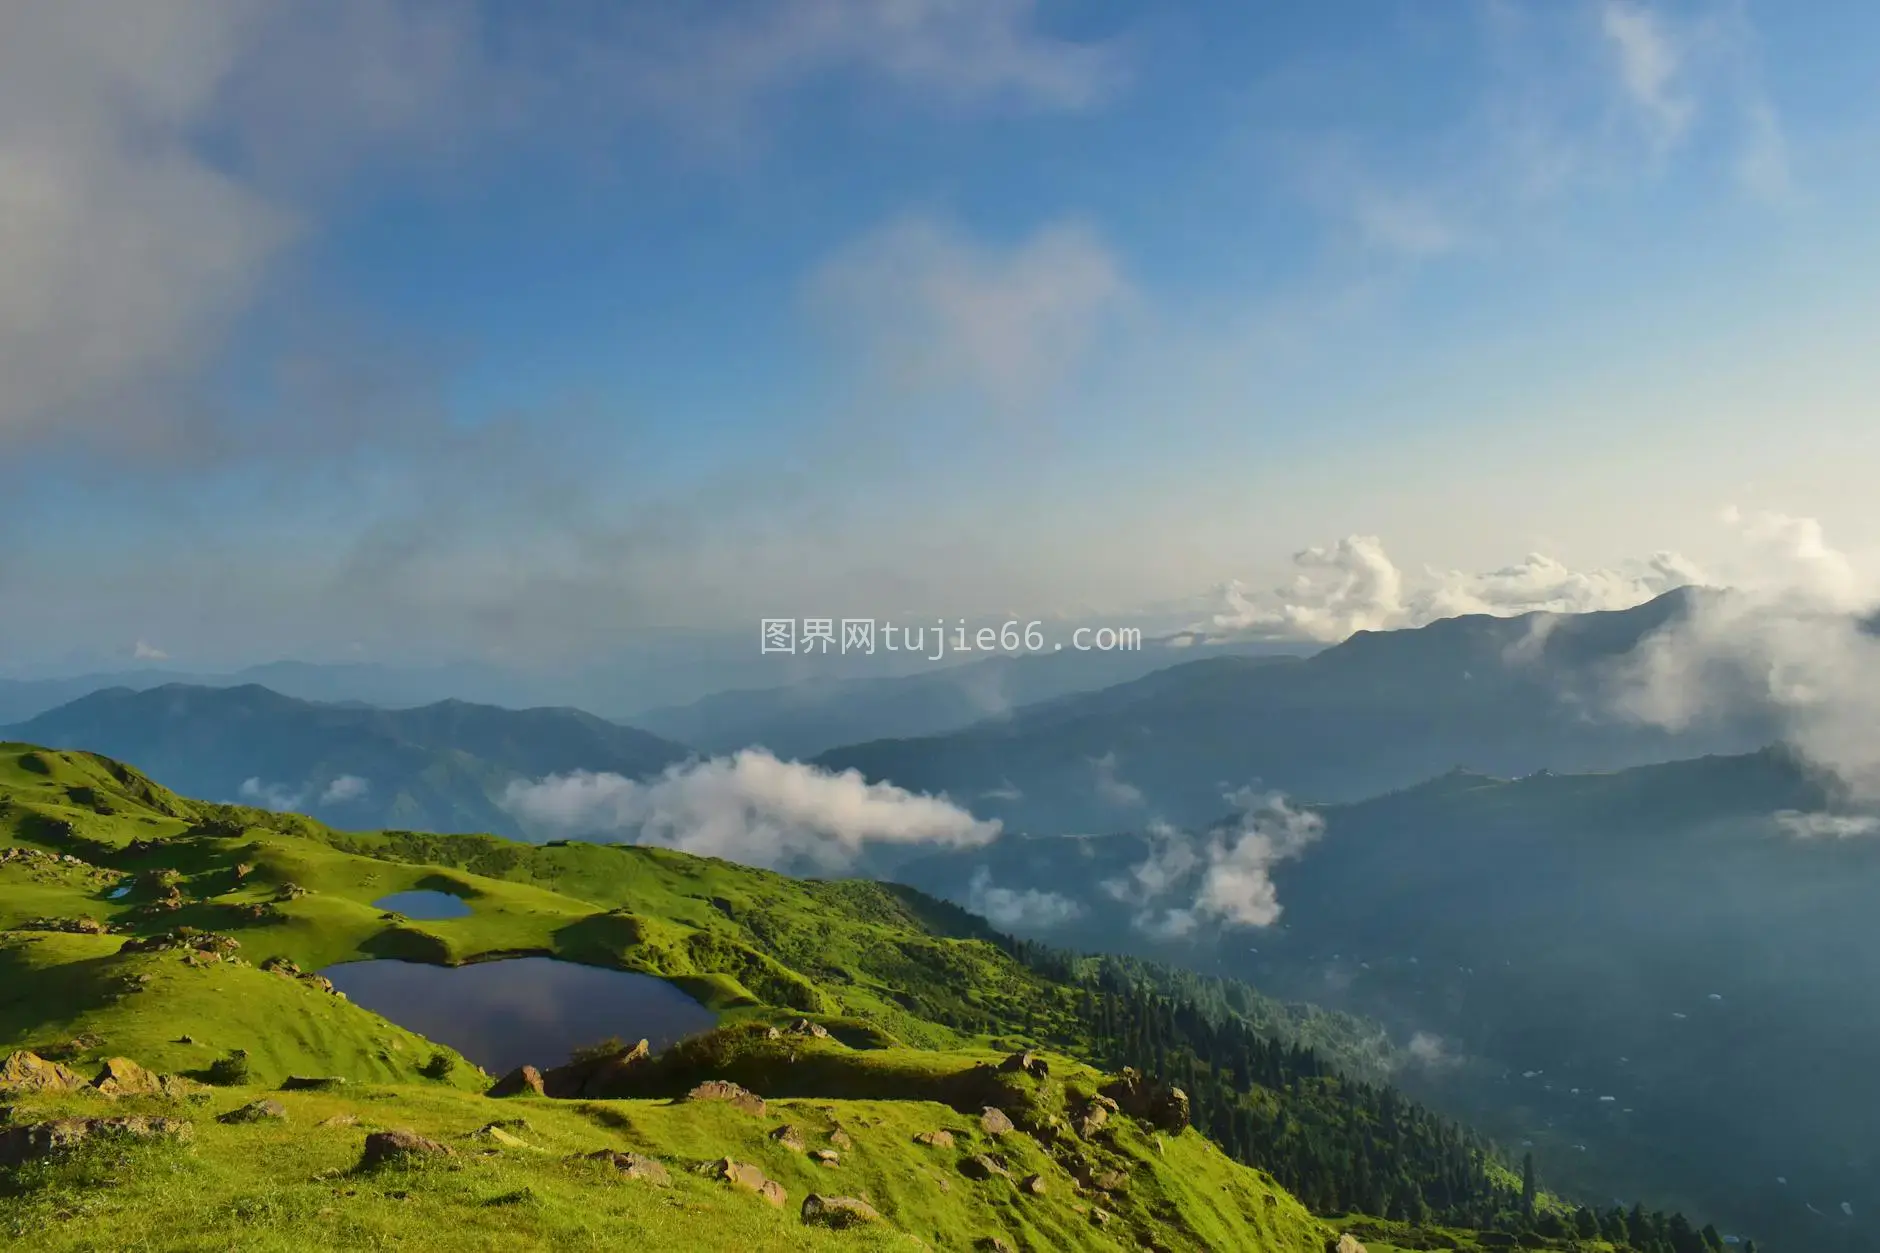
319, 956, 716, 1075
370, 889, 473, 920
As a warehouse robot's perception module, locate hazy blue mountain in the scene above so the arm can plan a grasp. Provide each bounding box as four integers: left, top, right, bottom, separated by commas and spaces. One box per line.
892, 747, 1877, 1252
2, 683, 691, 837
815, 588, 1774, 834
631, 638, 1310, 758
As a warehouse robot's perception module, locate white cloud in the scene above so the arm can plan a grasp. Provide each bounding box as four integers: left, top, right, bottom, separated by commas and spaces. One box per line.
131, 640, 169, 661
1196, 534, 1703, 643
1109, 793, 1325, 935
1091, 751, 1144, 808
500, 749, 999, 871
1600, 1, 1694, 148
806, 215, 1129, 411
967, 865, 1082, 930
1406, 1030, 1460, 1070
1773, 811, 1880, 841
319, 774, 371, 805
979, 780, 1025, 802
238, 777, 304, 812
1609, 509, 1880, 812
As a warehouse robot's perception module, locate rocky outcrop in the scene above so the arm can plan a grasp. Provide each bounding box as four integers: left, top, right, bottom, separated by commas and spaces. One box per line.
586, 1149, 670, 1185
960, 1153, 1011, 1181
0, 1051, 84, 1094
785, 1018, 831, 1039
486, 1065, 546, 1098
539, 1039, 649, 1099
712, 1157, 786, 1207
979, 1107, 1015, 1136
361, 1129, 455, 1167
998, 1050, 1050, 1080
217, 1100, 287, 1124
1100, 1068, 1191, 1134
0, 1116, 192, 1167
682, 1080, 766, 1116
913, 1129, 955, 1149
93, 1057, 165, 1097
770, 1124, 808, 1152
800, 1194, 883, 1229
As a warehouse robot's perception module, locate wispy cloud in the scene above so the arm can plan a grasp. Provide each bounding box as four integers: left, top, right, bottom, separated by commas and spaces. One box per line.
500, 749, 1000, 870
967, 865, 1082, 929
1106, 792, 1325, 936
1091, 751, 1144, 808
807, 214, 1130, 414
319, 774, 370, 805
1600, 1, 1695, 149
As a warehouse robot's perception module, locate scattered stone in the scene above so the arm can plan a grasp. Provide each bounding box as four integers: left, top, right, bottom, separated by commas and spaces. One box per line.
1090, 1207, 1112, 1227
979, 1107, 1015, 1136
218, 1100, 287, 1125
683, 1080, 766, 1116
770, 1124, 808, 1152
0, 1116, 192, 1167
1021, 1173, 1048, 1195
586, 1149, 670, 1185
913, 1129, 955, 1149
712, 1157, 786, 1207
999, 1051, 1050, 1080
800, 1194, 883, 1229
1100, 1068, 1190, 1135
1330, 1237, 1367, 1253
486, 1065, 546, 1098
317, 1114, 359, 1129
361, 1129, 455, 1167
1092, 1168, 1130, 1194
828, 1127, 853, 1150
810, 1148, 840, 1167
960, 1153, 1011, 1181
17, 916, 110, 935
478, 1124, 532, 1149
0, 1051, 84, 1094
280, 1076, 348, 1092
786, 1018, 831, 1040
93, 1057, 165, 1098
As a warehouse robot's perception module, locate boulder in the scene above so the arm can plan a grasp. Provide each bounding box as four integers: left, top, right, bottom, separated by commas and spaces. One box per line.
810, 1148, 840, 1167
93, 1057, 166, 1098
999, 1051, 1050, 1080
770, 1124, 808, 1152
913, 1129, 955, 1149
713, 1157, 786, 1207
979, 1107, 1015, 1136
486, 1065, 546, 1098
786, 1018, 831, 1040
1100, 1069, 1190, 1135
587, 1149, 670, 1185
0, 1116, 191, 1167
0, 1051, 84, 1094
1330, 1237, 1367, 1253
829, 1128, 853, 1150
800, 1194, 883, 1229
1021, 1173, 1048, 1196
539, 1039, 649, 1100
361, 1129, 455, 1167
683, 1080, 766, 1116
1092, 1168, 1130, 1194
217, 1100, 287, 1125
960, 1153, 1011, 1181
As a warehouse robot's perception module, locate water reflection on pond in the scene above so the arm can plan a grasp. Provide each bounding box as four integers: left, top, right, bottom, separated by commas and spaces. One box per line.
320, 956, 716, 1074
371, 889, 472, 920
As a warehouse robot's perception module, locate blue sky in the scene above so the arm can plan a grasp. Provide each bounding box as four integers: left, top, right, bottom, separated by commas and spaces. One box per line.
2, 0, 1878, 673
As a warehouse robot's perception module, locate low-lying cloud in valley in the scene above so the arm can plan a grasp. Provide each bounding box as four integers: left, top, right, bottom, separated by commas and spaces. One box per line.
1608, 509, 1880, 831
238, 773, 371, 812
967, 866, 1083, 930
501, 749, 1000, 871
1105, 791, 1326, 938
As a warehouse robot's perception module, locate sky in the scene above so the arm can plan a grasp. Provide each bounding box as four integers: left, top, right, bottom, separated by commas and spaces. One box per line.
2, 0, 1879, 676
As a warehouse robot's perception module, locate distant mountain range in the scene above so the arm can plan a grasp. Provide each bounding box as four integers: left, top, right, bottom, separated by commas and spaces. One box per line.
815, 588, 1778, 834
0, 684, 691, 837
631, 637, 1310, 759
891, 746, 1878, 1251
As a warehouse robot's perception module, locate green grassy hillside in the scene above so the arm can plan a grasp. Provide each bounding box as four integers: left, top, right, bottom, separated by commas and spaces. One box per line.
0, 744, 1688, 1252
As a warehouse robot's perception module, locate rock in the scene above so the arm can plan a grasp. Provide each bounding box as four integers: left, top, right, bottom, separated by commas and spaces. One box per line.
1330, 1237, 1367, 1253
1021, 1173, 1048, 1195
479, 1125, 532, 1149
361, 1129, 455, 1167
159, 1075, 208, 1101
960, 1154, 1011, 1181
486, 1065, 546, 1098
0, 1051, 84, 1094
1092, 1168, 1130, 1193
713, 1158, 786, 1207
683, 1080, 766, 1116
1090, 1207, 1112, 1227
999, 1050, 1050, 1080
539, 1039, 650, 1100
913, 1129, 955, 1149
92, 1057, 169, 1098
317, 1114, 359, 1129
770, 1124, 808, 1152
217, 1100, 287, 1125
828, 1128, 853, 1150
786, 1018, 832, 1039
979, 1107, 1015, 1136
810, 1148, 840, 1167
280, 1076, 347, 1092
1100, 1069, 1191, 1135
587, 1149, 670, 1185
800, 1194, 883, 1229
0, 1116, 192, 1167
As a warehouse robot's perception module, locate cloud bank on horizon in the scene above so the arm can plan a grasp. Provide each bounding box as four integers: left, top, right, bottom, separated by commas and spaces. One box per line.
500, 749, 1000, 871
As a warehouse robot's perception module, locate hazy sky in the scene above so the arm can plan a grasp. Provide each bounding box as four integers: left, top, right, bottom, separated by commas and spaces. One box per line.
2, 0, 1877, 672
